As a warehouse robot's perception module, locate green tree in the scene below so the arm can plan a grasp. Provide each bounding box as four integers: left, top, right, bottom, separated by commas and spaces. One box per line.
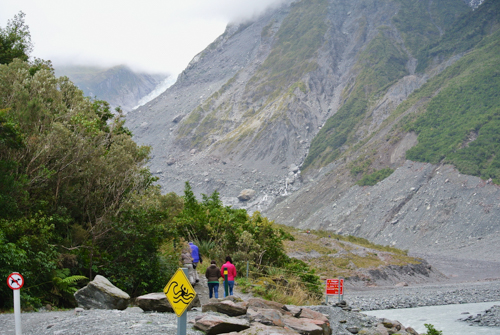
0, 58, 158, 307
0, 12, 32, 64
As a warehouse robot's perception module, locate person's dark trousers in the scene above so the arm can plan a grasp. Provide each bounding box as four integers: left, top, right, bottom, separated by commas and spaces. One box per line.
208, 282, 219, 299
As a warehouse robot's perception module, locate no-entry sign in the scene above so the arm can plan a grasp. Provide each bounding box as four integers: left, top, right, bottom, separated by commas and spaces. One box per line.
326, 278, 343, 295
7, 273, 24, 290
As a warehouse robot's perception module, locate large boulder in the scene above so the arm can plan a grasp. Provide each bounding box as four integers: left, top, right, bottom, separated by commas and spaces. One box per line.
237, 189, 256, 201
74, 275, 130, 310
202, 299, 247, 316
193, 314, 250, 335
247, 308, 285, 327
298, 307, 330, 323
135, 292, 200, 312
247, 297, 285, 311
282, 314, 330, 335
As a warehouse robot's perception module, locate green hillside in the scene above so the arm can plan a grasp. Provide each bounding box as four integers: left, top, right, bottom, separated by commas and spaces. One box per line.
303, 0, 500, 184
405, 30, 500, 183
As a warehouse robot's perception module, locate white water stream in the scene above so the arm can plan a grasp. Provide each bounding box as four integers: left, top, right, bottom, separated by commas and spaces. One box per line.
364, 301, 500, 334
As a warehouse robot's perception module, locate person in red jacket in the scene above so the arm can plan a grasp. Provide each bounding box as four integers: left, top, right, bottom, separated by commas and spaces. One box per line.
220, 256, 237, 297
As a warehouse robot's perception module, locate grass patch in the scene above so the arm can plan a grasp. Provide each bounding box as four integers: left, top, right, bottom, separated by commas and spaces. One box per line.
356, 168, 395, 186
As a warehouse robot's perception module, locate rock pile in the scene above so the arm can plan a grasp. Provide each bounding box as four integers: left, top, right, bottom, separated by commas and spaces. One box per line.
192, 297, 420, 335
459, 305, 500, 327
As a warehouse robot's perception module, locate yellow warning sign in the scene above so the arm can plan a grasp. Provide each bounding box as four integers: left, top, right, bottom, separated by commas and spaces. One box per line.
164, 268, 197, 317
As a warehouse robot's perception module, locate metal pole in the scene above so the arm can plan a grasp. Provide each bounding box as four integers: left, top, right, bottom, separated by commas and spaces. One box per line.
246, 261, 249, 279
223, 267, 228, 297
14, 289, 22, 335
177, 268, 188, 335
339, 277, 344, 303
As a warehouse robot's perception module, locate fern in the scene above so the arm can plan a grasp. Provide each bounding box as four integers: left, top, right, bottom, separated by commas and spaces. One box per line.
58, 275, 88, 285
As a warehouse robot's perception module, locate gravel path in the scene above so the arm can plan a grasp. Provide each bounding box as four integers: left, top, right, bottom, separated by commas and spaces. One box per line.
0, 307, 206, 335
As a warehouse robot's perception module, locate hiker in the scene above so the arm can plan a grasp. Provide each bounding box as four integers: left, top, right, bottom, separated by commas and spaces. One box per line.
181, 243, 195, 285
205, 260, 221, 299
189, 241, 202, 283
220, 256, 237, 297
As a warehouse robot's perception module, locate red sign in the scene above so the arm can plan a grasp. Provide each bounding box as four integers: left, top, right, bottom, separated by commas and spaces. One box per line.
326, 278, 343, 295
7, 273, 24, 290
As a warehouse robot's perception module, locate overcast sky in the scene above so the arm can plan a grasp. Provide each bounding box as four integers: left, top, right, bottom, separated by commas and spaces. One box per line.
0, 0, 286, 75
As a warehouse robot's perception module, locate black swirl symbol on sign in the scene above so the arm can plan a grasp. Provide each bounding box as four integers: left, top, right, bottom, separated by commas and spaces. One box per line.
166, 281, 195, 305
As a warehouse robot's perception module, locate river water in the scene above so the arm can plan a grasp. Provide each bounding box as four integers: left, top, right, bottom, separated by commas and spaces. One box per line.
364, 301, 500, 334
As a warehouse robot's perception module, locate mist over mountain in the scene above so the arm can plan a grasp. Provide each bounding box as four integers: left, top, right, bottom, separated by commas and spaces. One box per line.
55, 65, 168, 112
126, 0, 500, 278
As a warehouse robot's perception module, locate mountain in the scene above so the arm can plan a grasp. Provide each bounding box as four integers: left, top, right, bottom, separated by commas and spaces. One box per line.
125, 0, 500, 278
54, 65, 168, 112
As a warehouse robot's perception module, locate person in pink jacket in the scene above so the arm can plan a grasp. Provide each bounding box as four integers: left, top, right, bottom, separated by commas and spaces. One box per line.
220, 256, 237, 297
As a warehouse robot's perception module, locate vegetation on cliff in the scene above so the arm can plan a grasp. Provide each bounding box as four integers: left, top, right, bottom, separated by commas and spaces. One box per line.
303, 0, 500, 187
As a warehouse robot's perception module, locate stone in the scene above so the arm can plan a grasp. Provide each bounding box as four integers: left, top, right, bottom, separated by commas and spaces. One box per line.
247, 308, 285, 327
247, 298, 286, 311
283, 305, 302, 317
74, 275, 130, 310
202, 299, 247, 316
299, 307, 329, 323
405, 327, 419, 335
166, 157, 176, 165
172, 114, 184, 123
238, 189, 256, 201
222, 295, 244, 303
282, 315, 325, 335
395, 282, 408, 287
358, 326, 388, 335
193, 314, 250, 335
136, 292, 200, 313
346, 326, 359, 334
239, 322, 299, 334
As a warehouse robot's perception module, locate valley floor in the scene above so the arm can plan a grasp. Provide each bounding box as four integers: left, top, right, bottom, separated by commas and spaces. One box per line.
2, 279, 500, 334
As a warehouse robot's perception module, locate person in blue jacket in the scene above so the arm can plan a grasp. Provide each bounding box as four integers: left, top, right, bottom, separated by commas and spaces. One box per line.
189, 241, 202, 283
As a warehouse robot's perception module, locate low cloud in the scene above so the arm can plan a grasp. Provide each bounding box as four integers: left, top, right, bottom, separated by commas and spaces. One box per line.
1, 0, 289, 74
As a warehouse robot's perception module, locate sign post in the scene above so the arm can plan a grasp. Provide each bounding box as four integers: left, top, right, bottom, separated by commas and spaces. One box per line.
223, 267, 228, 297
7, 272, 24, 335
164, 268, 196, 335
325, 278, 344, 304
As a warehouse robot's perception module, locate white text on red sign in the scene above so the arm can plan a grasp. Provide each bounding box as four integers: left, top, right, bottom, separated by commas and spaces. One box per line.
326, 278, 343, 295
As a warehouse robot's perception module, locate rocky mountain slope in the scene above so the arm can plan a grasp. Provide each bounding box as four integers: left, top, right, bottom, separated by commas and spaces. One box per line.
55, 65, 167, 112
125, 0, 500, 277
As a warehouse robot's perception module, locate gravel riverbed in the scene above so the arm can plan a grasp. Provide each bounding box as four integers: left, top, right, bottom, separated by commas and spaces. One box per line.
346, 279, 500, 311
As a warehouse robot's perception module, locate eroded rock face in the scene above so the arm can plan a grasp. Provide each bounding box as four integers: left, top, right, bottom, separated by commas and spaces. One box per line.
74, 275, 130, 310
